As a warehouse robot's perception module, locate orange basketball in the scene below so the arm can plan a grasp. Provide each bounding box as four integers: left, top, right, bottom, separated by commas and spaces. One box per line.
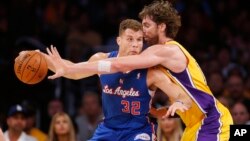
14, 51, 48, 84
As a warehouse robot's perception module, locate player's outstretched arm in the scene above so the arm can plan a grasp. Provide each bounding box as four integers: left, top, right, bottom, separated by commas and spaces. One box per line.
47, 44, 186, 79
46, 45, 162, 79
45, 45, 108, 80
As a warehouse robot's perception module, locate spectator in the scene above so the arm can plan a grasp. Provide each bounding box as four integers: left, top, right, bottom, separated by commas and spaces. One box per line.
47, 99, 64, 118
207, 72, 224, 97
224, 74, 249, 102
47, 112, 77, 141
41, 99, 64, 133
217, 96, 233, 109
75, 91, 102, 141
230, 100, 250, 125
22, 101, 47, 141
3, 104, 37, 141
157, 117, 183, 141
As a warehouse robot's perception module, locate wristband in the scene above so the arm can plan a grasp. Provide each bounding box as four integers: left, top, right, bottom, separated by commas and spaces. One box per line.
98, 60, 111, 72
175, 100, 184, 104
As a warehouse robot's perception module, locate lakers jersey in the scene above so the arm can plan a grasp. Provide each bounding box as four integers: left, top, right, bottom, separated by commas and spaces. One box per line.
99, 51, 153, 129
161, 41, 233, 141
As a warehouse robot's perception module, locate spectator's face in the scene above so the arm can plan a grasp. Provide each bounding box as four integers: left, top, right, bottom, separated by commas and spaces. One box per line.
7, 113, 26, 132
218, 48, 230, 66
231, 103, 249, 124
159, 117, 177, 134
226, 75, 244, 99
48, 100, 63, 117
208, 73, 224, 95
25, 116, 35, 130
83, 95, 101, 117
217, 96, 231, 108
142, 16, 159, 46
54, 115, 70, 135
117, 28, 143, 56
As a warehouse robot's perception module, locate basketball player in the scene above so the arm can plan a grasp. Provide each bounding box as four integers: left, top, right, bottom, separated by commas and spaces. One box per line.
46, 1, 233, 141
17, 19, 191, 141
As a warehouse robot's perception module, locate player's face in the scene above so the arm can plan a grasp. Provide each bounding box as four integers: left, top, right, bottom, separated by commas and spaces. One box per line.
117, 28, 143, 56
142, 16, 159, 46
54, 115, 70, 135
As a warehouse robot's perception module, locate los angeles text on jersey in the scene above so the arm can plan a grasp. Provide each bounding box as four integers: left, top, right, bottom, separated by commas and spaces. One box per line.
103, 85, 140, 98
230, 125, 250, 141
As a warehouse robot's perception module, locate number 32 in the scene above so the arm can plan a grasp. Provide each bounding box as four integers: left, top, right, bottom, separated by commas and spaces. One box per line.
121, 100, 140, 115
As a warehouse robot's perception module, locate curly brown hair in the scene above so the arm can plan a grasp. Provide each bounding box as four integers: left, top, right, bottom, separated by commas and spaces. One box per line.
139, 0, 181, 38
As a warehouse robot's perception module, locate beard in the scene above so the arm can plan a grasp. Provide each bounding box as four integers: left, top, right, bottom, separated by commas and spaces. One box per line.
144, 35, 159, 46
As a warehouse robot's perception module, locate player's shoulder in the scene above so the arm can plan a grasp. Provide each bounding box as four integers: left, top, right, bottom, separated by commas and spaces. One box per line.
146, 44, 179, 56
89, 52, 109, 61
147, 43, 179, 51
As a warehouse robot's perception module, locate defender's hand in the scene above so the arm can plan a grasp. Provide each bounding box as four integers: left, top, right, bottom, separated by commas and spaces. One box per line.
163, 101, 189, 118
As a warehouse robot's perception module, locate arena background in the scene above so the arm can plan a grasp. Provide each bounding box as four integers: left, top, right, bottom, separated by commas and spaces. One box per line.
0, 0, 249, 134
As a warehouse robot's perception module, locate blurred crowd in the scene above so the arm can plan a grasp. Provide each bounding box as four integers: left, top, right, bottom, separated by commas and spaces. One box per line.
0, 0, 249, 141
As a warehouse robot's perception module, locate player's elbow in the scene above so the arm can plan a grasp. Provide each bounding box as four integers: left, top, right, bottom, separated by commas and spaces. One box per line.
112, 61, 128, 72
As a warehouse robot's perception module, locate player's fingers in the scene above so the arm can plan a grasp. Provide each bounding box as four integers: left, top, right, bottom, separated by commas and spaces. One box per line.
51, 45, 56, 56
171, 107, 176, 116
46, 48, 53, 56
48, 74, 58, 79
179, 107, 184, 113
165, 106, 173, 117
53, 47, 61, 59
50, 44, 54, 50
166, 109, 171, 117
183, 106, 189, 111
50, 45, 56, 56
48, 75, 54, 79
15, 55, 21, 62
19, 51, 27, 56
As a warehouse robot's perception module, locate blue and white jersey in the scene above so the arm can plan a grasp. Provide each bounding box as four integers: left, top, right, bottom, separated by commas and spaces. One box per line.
99, 51, 153, 129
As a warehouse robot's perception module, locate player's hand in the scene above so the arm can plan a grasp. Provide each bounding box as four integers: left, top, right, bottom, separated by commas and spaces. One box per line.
0, 128, 5, 141
15, 50, 41, 63
46, 45, 67, 79
15, 50, 30, 62
163, 101, 189, 118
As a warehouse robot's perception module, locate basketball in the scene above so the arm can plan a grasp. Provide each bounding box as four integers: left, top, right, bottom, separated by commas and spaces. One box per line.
14, 51, 48, 84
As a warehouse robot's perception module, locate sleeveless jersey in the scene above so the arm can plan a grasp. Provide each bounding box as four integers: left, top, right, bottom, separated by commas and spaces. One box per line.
99, 51, 153, 129
160, 41, 233, 141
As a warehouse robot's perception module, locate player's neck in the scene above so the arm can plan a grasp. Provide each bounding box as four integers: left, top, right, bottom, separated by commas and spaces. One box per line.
159, 36, 173, 44
117, 52, 126, 57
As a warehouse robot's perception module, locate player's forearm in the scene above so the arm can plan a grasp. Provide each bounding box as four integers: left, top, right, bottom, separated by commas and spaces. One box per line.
43, 53, 93, 79
66, 61, 121, 75
174, 94, 192, 109
167, 84, 192, 109
110, 55, 159, 72
64, 54, 159, 76
62, 60, 95, 79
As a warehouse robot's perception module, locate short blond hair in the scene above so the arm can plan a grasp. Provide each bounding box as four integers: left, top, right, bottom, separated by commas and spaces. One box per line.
119, 19, 142, 35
